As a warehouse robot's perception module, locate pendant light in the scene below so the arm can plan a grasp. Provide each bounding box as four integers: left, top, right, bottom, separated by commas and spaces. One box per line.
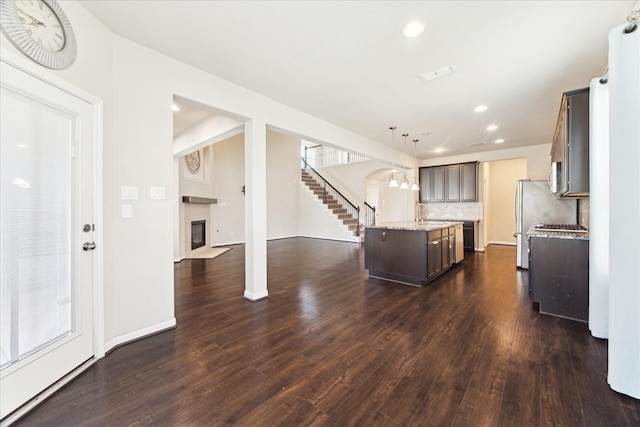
400, 133, 410, 189
411, 139, 420, 191
388, 126, 398, 188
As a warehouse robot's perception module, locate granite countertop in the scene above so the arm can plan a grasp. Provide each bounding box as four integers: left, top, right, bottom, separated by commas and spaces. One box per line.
366, 221, 463, 231
425, 216, 482, 222
526, 226, 590, 240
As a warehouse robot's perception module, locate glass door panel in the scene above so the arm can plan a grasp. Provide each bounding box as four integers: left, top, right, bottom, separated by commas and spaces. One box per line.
1, 91, 73, 370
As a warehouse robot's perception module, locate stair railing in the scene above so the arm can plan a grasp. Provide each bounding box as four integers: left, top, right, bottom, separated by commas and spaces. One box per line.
364, 202, 376, 226
301, 157, 360, 236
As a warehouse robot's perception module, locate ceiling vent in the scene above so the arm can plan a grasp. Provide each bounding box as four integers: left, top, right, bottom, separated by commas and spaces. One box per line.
419, 65, 455, 83
469, 141, 486, 147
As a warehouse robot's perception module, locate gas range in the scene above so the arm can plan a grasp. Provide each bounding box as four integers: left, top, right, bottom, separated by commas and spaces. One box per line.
534, 223, 588, 233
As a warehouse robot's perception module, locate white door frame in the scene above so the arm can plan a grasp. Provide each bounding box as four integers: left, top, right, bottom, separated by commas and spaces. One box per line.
0, 48, 104, 422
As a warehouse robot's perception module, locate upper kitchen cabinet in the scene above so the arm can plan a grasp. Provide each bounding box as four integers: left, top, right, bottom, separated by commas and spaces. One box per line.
419, 167, 432, 201
446, 165, 461, 202
419, 166, 445, 202
551, 88, 590, 198
460, 162, 478, 202
420, 162, 478, 203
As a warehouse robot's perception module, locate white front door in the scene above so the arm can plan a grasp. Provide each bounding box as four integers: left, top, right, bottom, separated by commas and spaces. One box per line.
0, 59, 97, 419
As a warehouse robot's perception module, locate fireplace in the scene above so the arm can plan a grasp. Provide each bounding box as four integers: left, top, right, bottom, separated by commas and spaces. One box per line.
191, 220, 206, 250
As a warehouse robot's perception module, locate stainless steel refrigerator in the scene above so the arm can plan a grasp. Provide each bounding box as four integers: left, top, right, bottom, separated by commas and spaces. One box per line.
514, 180, 578, 269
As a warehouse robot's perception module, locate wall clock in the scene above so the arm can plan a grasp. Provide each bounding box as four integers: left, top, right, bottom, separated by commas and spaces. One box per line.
0, 0, 77, 69
185, 151, 201, 174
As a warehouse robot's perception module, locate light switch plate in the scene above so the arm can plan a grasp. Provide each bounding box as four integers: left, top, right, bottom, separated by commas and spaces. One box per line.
150, 186, 166, 200
121, 186, 139, 200
122, 204, 133, 218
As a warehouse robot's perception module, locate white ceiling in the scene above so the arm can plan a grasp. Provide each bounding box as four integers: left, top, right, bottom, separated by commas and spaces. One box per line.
80, 1, 637, 159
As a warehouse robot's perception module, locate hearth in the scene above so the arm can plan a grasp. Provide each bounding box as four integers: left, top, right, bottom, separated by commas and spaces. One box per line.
191, 220, 206, 250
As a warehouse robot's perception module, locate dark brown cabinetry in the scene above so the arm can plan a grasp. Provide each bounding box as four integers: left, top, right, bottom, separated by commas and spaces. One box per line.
445, 165, 460, 202
427, 229, 442, 281
443, 227, 455, 269
419, 162, 477, 203
551, 88, 589, 197
528, 236, 589, 321
365, 226, 457, 286
460, 163, 478, 202
364, 228, 427, 285
419, 166, 445, 202
463, 221, 475, 253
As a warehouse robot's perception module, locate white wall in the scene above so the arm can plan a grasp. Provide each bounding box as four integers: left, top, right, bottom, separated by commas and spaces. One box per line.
266, 131, 301, 240
376, 182, 417, 223
111, 35, 176, 342
211, 133, 245, 246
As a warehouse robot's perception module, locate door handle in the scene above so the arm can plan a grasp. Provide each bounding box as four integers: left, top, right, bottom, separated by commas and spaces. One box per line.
83, 241, 96, 251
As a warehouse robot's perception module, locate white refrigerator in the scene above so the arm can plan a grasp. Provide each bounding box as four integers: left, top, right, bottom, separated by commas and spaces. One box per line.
514, 180, 578, 269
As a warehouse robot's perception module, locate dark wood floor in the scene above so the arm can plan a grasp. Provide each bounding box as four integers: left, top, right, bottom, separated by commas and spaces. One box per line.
14, 238, 640, 426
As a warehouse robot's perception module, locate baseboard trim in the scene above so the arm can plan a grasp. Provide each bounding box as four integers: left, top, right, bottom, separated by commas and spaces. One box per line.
212, 239, 245, 247
104, 318, 176, 355
267, 235, 299, 241
299, 234, 359, 243
244, 290, 269, 302
487, 241, 516, 247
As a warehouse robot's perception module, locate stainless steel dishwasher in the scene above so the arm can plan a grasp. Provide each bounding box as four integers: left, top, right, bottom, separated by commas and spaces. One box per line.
455, 224, 464, 263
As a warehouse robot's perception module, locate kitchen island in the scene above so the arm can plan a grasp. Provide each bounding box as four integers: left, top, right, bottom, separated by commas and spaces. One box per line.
364, 221, 463, 286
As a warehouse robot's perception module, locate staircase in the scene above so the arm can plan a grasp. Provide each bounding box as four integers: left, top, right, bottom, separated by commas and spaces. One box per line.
301, 169, 361, 237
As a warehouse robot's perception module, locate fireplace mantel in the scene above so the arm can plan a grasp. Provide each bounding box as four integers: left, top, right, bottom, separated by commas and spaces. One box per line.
182, 196, 217, 204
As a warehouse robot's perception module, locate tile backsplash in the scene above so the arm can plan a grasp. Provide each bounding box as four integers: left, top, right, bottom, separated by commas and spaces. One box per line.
417, 202, 483, 220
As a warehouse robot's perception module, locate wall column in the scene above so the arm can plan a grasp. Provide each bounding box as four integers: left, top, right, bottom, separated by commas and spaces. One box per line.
608, 23, 640, 399
243, 119, 268, 301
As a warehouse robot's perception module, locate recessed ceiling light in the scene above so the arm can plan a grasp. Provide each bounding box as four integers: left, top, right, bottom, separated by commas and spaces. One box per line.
172, 104, 180, 112
494, 138, 505, 144
434, 148, 444, 153
403, 21, 424, 37
474, 105, 488, 112
486, 124, 498, 131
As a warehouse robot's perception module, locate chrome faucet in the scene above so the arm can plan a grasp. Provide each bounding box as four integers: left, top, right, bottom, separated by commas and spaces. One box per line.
416, 203, 429, 224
